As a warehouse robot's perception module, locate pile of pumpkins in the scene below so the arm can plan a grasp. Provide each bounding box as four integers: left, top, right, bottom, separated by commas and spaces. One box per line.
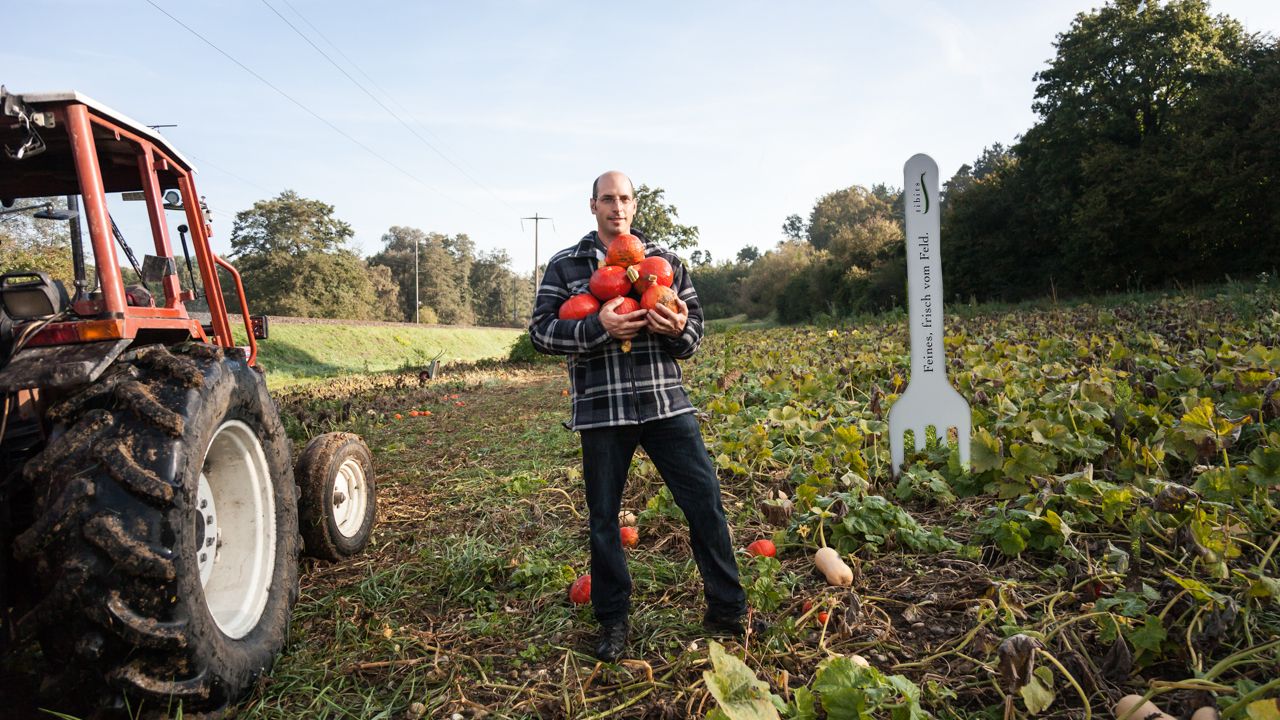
558, 234, 679, 321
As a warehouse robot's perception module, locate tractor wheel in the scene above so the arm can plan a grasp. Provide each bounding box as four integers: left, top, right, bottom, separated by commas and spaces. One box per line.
296, 432, 375, 561
14, 343, 298, 717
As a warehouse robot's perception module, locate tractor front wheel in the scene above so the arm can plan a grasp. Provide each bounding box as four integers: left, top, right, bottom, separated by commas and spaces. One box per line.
296, 432, 376, 561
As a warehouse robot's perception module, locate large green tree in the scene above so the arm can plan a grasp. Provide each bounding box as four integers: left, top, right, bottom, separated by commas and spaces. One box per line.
367, 226, 478, 325
1031, 0, 1247, 146
229, 190, 353, 256
739, 240, 818, 319
1153, 39, 1280, 278
941, 0, 1271, 300
469, 248, 531, 327
228, 191, 394, 319
1022, 0, 1253, 292
633, 184, 700, 253
806, 185, 899, 267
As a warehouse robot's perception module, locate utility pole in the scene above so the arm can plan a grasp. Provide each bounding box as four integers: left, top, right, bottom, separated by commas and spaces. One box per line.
414, 238, 419, 323
521, 213, 553, 291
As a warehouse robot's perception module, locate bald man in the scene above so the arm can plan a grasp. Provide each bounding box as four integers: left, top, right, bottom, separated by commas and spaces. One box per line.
528, 171, 748, 662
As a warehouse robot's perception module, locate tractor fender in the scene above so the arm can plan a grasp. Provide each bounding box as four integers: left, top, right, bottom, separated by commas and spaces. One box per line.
0, 338, 130, 393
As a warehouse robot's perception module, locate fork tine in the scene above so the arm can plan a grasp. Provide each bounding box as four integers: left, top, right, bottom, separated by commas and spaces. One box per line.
890, 435, 905, 474
956, 416, 972, 468
913, 426, 927, 451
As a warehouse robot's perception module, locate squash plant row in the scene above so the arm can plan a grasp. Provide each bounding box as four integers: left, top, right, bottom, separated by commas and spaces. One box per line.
686, 287, 1279, 717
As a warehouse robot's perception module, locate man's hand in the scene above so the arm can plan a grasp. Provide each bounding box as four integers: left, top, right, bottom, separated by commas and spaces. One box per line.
647, 297, 688, 337
600, 296, 649, 341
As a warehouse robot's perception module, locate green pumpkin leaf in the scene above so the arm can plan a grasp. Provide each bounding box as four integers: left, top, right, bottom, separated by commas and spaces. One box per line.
1246, 699, 1280, 720
1128, 614, 1167, 653
1019, 666, 1055, 715
702, 641, 781, 720
993, 521, 1029, 556
785, 687, 819, 720
1246, 575, 1280, 606
1004, 443, 1053, 481
1248, 447, 1280, 487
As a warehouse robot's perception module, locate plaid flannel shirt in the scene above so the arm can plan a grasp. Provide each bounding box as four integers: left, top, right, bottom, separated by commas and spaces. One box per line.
529, 230, 703, 430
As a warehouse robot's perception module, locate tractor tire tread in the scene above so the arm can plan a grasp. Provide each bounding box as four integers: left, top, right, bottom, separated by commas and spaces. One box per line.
104, 590, 188, 649
95, 439, 174, 504
83, 514, 176, 581
13, 477, 94, 559
114, 379, 185, 437
133, 345, 204, 388
109, 661, 212, 702
46, 366, 138, 425
21, 409, 114, 480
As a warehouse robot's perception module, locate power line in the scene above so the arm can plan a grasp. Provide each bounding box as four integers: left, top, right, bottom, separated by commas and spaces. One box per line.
280, 0, 450, 148
144, 0, 471, 212
184, 152, 275, 197
262, 0, 515, 212
279, 0, 498, 202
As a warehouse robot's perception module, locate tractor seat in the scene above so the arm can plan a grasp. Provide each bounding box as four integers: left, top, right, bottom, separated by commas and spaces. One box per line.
125, 284, 154, 308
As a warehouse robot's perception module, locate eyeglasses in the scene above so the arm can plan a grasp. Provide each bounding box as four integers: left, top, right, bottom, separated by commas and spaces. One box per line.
595, 195, 633, 205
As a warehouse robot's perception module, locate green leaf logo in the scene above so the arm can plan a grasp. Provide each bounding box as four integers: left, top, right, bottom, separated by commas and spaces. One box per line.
920, 172, 930, 214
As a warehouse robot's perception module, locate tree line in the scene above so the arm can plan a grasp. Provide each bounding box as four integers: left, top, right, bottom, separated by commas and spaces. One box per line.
218, 190, 533, 326
221, 183, 702, 326
693, 0, 1280, 322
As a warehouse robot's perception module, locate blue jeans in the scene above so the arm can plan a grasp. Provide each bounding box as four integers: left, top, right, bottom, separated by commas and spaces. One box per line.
580, 412, 746, 626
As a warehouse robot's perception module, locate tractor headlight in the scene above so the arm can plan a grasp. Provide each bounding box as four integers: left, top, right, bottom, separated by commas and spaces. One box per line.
0, 271, 68, 320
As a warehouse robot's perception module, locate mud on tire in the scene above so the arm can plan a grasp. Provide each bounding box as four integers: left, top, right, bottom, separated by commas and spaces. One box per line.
15, 343, 299, 717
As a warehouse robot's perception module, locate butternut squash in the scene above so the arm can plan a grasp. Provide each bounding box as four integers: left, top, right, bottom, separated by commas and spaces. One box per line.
814, 547, 853, 586
1113, 695, 1175, 720
1189, 707, 1219, 720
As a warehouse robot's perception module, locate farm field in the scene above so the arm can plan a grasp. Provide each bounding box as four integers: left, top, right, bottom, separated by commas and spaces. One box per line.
8, 286, 1275, 719
243, 283, 1278, 719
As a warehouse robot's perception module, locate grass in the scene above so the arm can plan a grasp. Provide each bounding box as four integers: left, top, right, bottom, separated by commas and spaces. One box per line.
231, 364, 749, 718
6, 279, 1276, 718
705, 313, 780, 333
245, 322, 524, 388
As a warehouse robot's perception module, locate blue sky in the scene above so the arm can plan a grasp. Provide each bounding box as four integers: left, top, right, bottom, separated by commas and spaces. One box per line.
7, 1, 1278, 275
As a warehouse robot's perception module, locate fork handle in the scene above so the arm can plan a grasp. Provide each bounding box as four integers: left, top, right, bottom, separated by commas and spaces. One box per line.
903, 154, 949, 385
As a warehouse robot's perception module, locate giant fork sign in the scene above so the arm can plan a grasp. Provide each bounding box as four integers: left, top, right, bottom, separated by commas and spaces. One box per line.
887, 153, 972, 474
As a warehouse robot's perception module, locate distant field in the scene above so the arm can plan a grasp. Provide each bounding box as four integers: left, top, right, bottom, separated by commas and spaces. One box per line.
225, 317, 524, 387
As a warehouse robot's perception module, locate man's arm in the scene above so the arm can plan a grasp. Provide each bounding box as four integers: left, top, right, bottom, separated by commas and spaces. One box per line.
528, 258, 612, 356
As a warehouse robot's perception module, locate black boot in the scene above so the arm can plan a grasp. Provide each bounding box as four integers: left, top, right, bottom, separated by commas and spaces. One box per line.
594, 620, 629, 662
704, 611, 768, 638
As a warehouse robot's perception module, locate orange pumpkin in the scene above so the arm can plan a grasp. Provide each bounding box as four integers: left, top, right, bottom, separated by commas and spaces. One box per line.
605, 233, 645, 268
640, 284, 679, 313
589, 266, 631, 301
628, 256, 673, 294
559, 293, 601, 320
569, 574, 591, 604
612, 296, 641, 315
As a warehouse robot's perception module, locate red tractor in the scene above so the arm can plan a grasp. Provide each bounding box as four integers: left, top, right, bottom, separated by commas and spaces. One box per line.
0, 87, 377, 716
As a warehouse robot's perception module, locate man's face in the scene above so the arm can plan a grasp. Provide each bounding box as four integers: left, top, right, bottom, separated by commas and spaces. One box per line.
590, 173, 636, 237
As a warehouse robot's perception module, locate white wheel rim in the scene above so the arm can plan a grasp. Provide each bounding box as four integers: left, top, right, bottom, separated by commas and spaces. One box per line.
195, 473, 218, 588
199, 420, 276, 639
332, 457, 368, 538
